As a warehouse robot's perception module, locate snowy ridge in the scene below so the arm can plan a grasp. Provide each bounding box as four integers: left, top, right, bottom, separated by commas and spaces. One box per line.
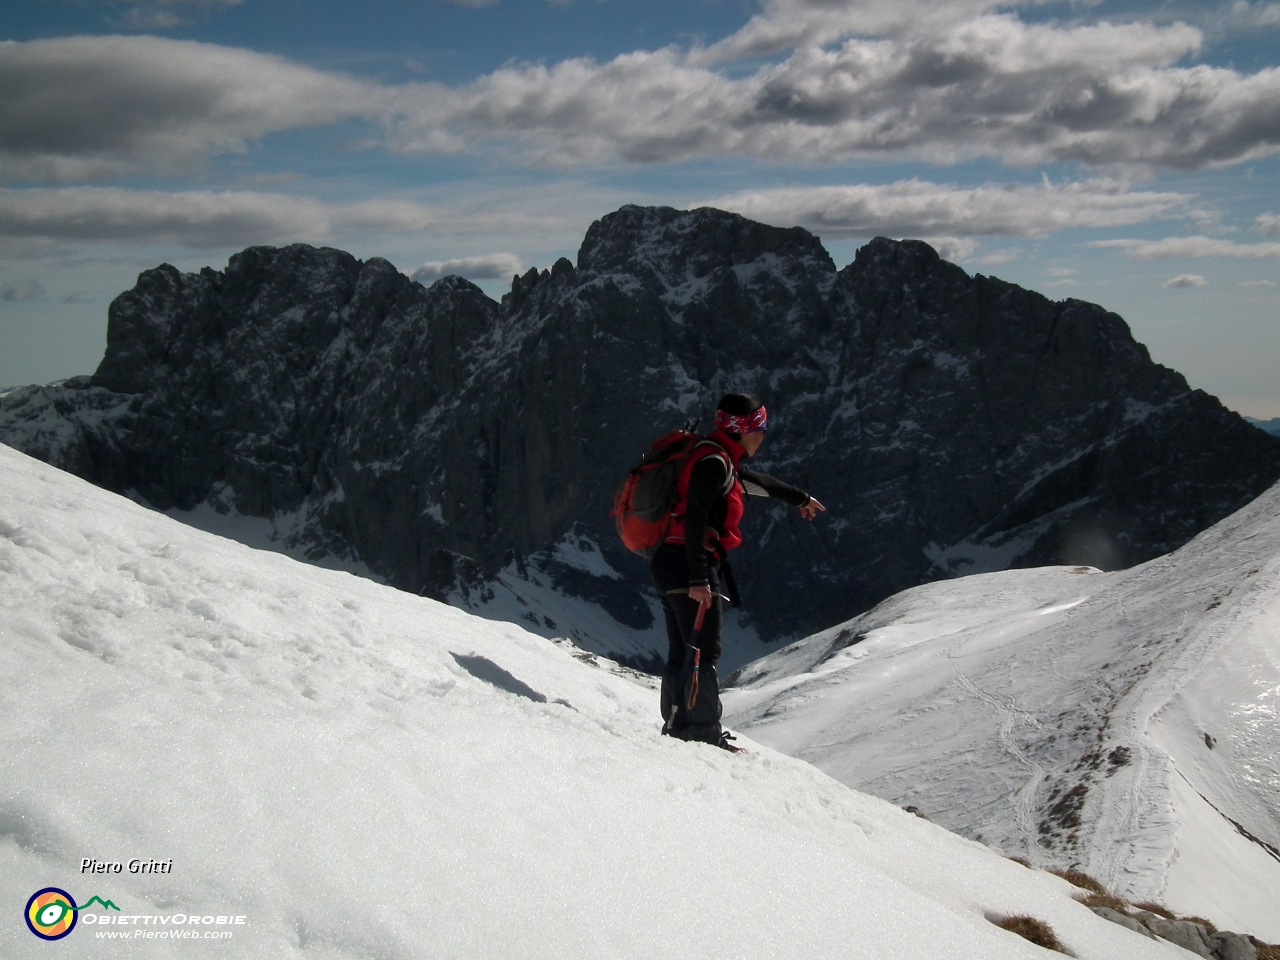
725, 482, 1280, 939
0, 442, 1200, 959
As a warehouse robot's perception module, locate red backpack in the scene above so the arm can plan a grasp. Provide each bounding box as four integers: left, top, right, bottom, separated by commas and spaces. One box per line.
610, 427, 706, 558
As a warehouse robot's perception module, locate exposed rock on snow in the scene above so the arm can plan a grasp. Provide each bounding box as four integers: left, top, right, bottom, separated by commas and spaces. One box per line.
1091, 906, 1159, 940
3, 205, 1279, 670
1088, 904, 1263, 960
1135, 913, 1243, 959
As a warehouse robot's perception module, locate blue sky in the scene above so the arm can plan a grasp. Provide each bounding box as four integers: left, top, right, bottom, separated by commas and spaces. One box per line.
2, 0, 1278, 416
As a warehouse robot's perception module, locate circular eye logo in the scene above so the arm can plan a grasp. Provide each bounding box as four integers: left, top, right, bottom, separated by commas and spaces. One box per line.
25, 888, 78, 940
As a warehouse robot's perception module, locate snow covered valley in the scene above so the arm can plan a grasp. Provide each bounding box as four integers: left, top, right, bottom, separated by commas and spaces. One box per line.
725, 483, 1280, 942
0, 442, 1236, 958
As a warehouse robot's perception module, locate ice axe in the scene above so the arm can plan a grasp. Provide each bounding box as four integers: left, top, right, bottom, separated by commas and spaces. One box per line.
666, 589, 726, 718
685, 602, 707, 710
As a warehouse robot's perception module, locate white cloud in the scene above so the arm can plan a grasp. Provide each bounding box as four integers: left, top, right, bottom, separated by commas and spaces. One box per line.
0, 36, 390, 182
1228, 1, 1280, 27
1239, 278, 1277, 286
1044, 278, 1078, 288
0, 278, 45, 300
693, 0, 1017, 63
0, 187, 556, 249
696, 178, 1196, 240
4, 23, 1280, 182
1255, 213, 1280, 235
1090, 236, 1280, 258
1164, 273, 1206, 287
920, 236, 977, 261
390, 15, 1280, 171
1046, 267, 1077, 277
411, 253, 523, 282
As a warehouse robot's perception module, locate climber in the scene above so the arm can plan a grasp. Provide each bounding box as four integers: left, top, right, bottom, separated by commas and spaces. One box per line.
651, 393, 825, 749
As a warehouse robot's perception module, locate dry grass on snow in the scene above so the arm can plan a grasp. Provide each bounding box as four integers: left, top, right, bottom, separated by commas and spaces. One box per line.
993, 915, 1070, 953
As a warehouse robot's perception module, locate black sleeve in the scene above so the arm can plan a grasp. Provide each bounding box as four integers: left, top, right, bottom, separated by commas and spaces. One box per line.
739, 467, 811, 506
683, 455, 728, 587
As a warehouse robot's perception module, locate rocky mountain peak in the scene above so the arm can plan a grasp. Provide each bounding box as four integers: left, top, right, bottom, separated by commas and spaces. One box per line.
4, 205, 1279, 668
852, 233, 947, 269
577, 204, 834, 280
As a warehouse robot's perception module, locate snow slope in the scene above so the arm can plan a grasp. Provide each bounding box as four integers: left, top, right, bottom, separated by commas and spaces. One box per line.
156, 503, 778, 675
442, 531, 778, 675
0, 441, 1194, 959
725, 483, 1280, 940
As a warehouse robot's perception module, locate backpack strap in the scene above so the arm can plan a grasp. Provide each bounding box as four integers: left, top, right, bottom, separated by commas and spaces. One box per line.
674, 440, 736, 517
688, 439, 737, 496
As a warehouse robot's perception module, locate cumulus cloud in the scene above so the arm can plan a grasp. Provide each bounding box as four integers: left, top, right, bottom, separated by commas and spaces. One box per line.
0, 36, 390, 182
1090, 236, 1280, 258
388, 15, 1280, 171
696, 178, 1196, 239
693, 0, 1014, 62
4, 23, 1280, 181
0, 187, 553, 249
1164, 273, 1206, 287
920, 237, 977, 261
0, 278, 45, 300
410, 253, 523, 282
1227, 1, 1280, 27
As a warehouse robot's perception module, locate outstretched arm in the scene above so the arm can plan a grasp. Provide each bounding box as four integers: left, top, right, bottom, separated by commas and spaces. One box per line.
739, 468, 826, 521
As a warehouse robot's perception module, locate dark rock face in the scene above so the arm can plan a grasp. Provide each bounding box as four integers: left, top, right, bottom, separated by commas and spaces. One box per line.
4, 205, 1280, 663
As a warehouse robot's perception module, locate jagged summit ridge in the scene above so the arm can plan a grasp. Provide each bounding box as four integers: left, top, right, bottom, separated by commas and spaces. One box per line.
2, 205, 1279, 666
577, 204, 834, 278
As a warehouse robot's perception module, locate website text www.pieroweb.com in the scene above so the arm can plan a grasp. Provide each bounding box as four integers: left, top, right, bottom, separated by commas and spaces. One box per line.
87, 912, 246, 941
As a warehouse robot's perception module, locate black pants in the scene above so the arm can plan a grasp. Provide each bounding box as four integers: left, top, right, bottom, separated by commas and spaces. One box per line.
650, 543, 723, 745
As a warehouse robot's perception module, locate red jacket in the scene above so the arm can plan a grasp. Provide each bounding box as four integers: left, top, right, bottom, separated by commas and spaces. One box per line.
665, 428, 746, 556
